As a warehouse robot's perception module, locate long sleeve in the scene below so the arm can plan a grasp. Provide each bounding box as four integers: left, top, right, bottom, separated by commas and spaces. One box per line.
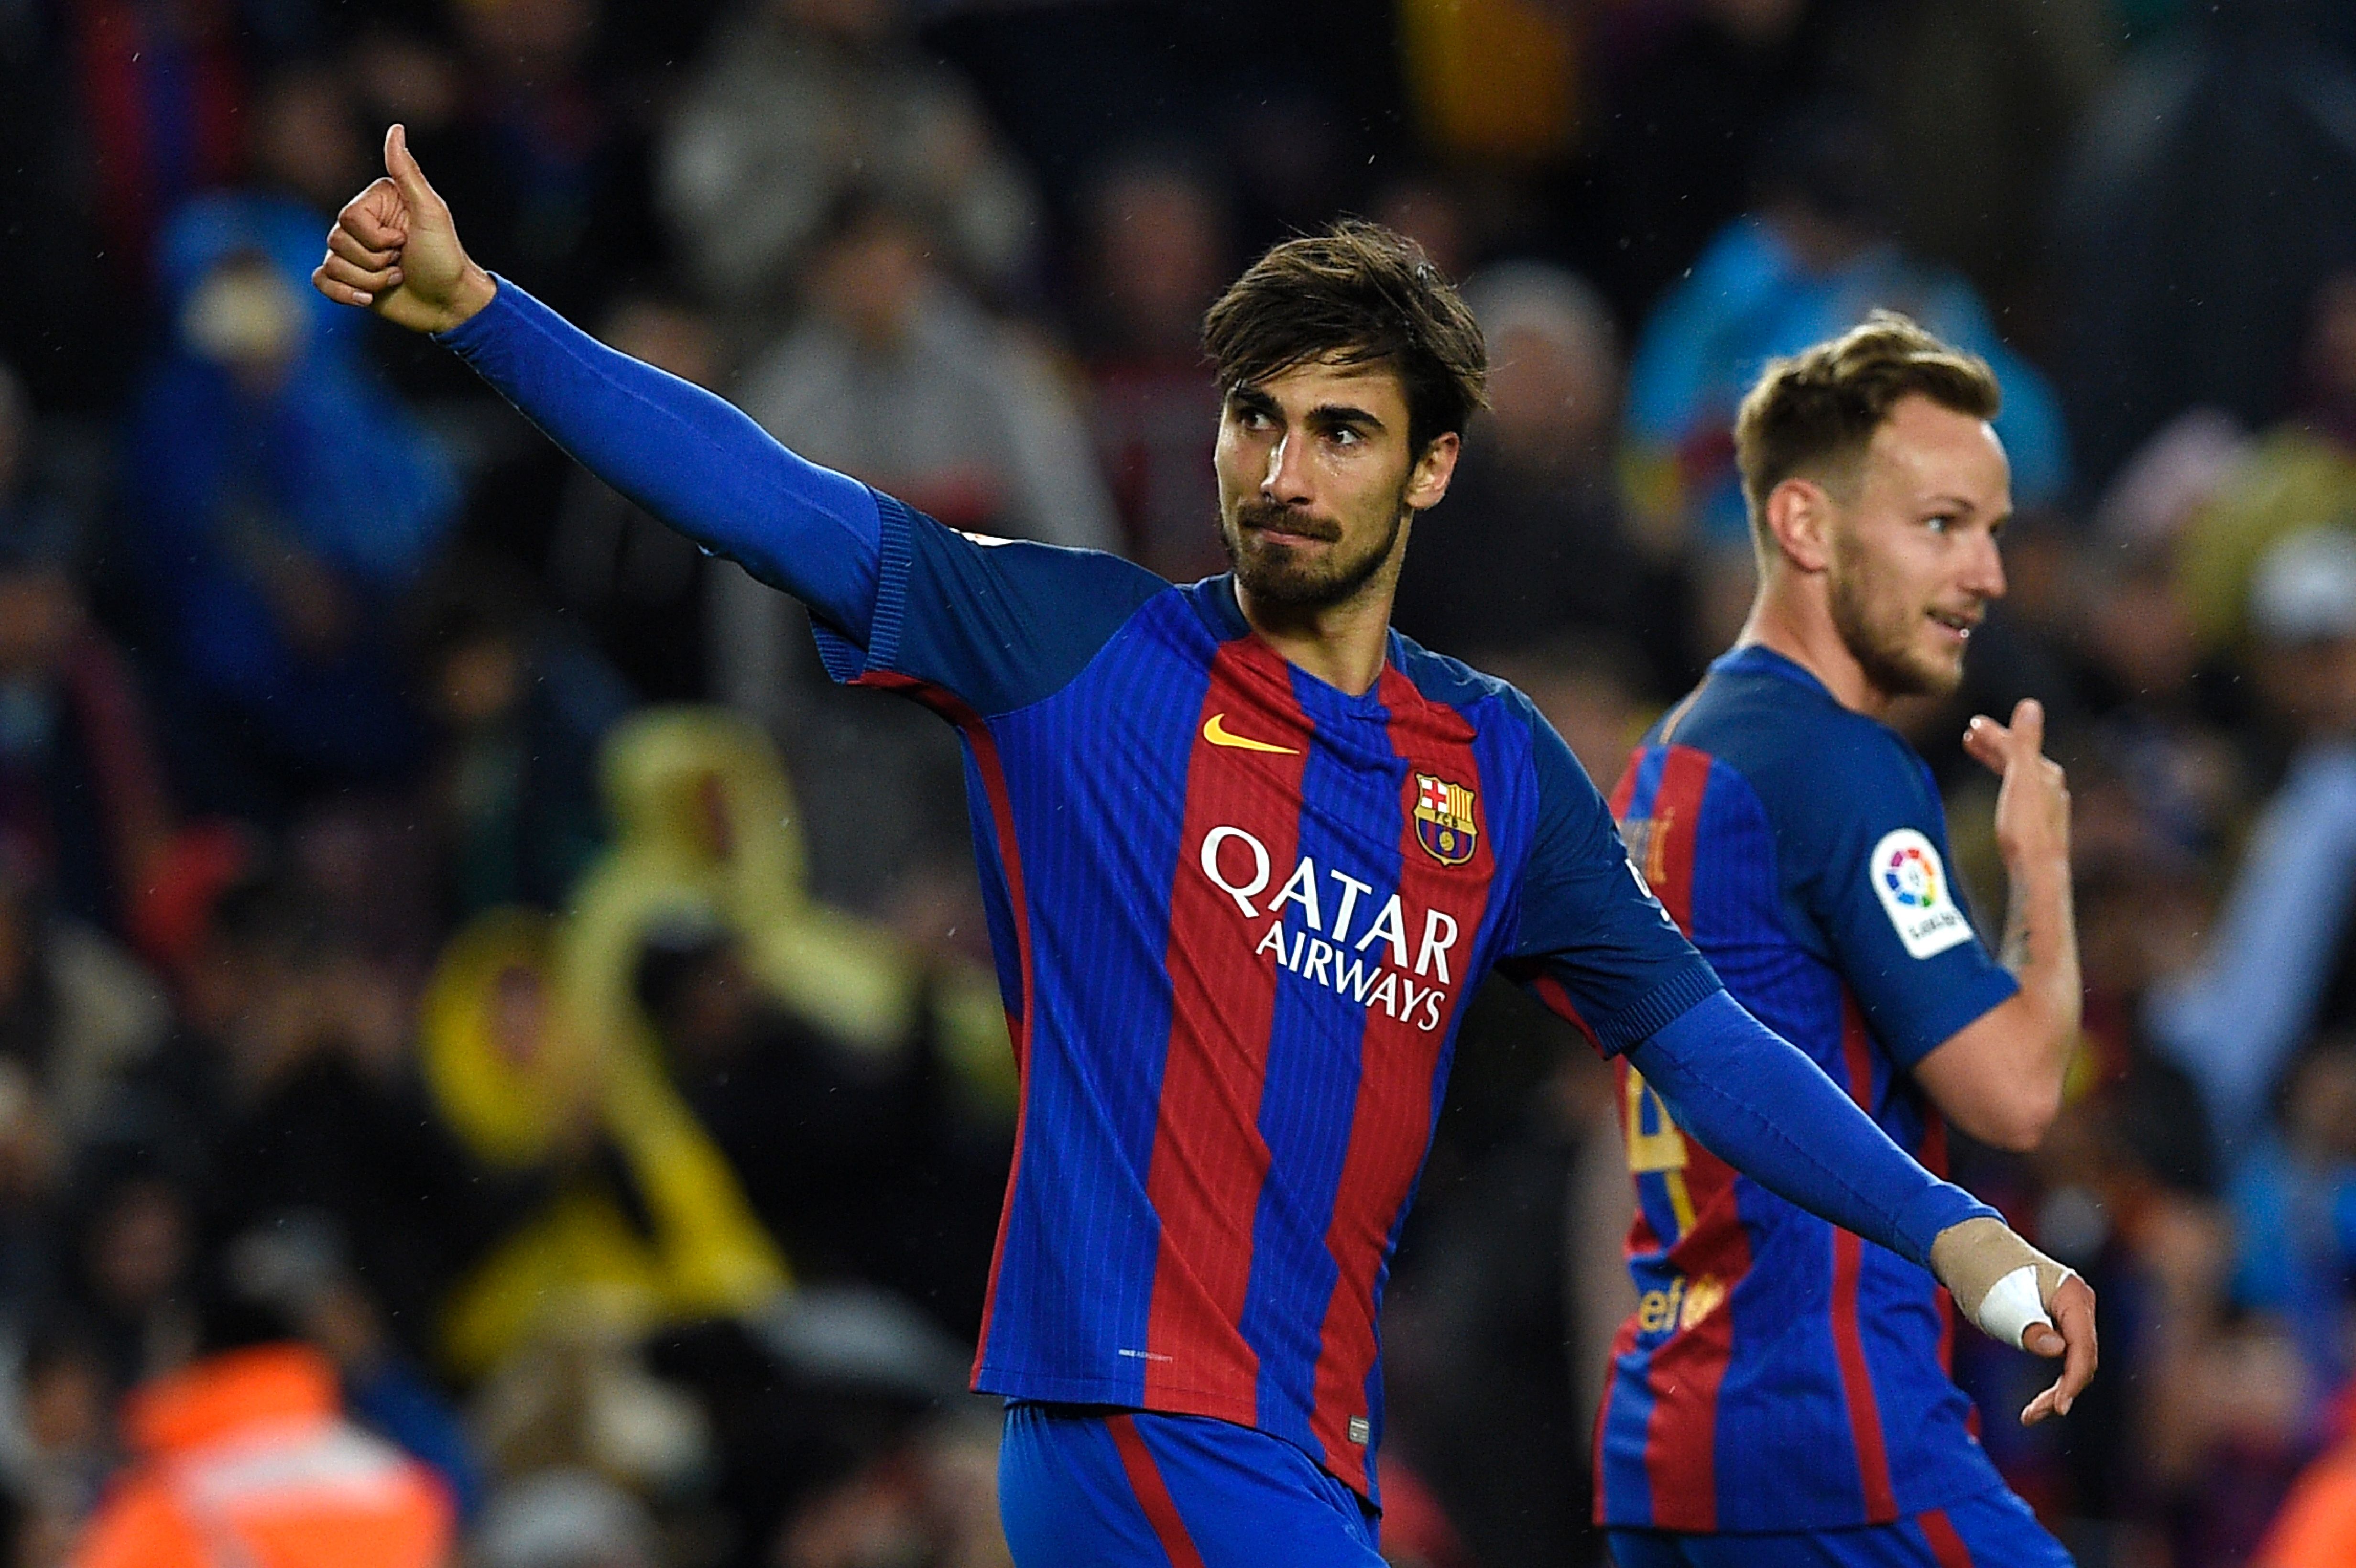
436, 278, 884, 641
1627, 991, 1996, 1271
2146, 743, 2356, 1156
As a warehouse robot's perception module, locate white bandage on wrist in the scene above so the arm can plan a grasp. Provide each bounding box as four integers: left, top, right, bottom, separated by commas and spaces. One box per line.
1976, 1263, 2056, 1349
1930, 1216, 2075, 1351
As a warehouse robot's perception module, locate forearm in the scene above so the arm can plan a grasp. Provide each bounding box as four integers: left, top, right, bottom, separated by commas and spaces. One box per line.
1628, 991, 1996, 1270
1998, 850, 2082, 1078
437, 278, 882, 639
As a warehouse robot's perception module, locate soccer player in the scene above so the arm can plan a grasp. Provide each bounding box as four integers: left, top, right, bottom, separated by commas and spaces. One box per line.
1598, 315, 2083, 1567
313, 129, 2093, 1568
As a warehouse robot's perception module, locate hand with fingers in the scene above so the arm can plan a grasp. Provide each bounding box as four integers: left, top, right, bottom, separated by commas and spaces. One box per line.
1930, 1215, 2099, 1425
312, 123, 497, 335
1963, 697, 2070, 873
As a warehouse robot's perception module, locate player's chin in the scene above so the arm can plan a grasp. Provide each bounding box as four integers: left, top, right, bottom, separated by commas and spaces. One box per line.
1235, 548, 1338, 605
1902, 638, 1969, 697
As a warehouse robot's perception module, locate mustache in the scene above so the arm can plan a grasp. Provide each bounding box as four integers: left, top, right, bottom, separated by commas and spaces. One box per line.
1234, 502, 1341, 543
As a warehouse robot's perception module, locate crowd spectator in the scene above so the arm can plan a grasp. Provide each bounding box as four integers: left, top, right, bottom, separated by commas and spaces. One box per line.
69, 1294, 456, 1568
121, 185, 458, 811
2149, 527, 2356, 1160
658, 0, 1041, 328
0, 370, 179, 939
407, 555, 632, 921
1622, 104, 2071, 553
405, 0, 664, 324
2052, 2, 2356, 487
1073, 152, 1231, 581
1392, 261, 1686, 689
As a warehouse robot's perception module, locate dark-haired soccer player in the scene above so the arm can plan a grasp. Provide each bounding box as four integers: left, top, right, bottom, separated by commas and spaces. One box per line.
1600, 314, 2082, 1568
314, 129, 2093, 1568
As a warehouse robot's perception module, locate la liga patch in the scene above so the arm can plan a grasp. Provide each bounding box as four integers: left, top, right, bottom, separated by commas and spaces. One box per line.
1869, 828, 1974, 959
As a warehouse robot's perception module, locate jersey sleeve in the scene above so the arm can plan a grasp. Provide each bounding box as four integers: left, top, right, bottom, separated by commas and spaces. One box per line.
440, 277, 1169, 719
1498, 698, 1724, 1054
1791, 730, 2019, 1068
809, 493, 1172, 718
436, 278, 884, 640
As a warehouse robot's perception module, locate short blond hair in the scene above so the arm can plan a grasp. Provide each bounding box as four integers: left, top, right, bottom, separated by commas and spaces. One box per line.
1734, 312, 2001, 545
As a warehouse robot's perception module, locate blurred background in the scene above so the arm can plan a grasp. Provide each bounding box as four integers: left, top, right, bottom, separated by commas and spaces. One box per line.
0, 0, 2354, 1563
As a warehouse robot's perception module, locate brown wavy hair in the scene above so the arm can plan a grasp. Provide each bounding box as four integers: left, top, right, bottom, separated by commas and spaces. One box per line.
1202, 219, 1488, 455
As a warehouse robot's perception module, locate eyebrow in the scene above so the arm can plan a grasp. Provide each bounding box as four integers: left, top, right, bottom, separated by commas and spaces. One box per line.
1307, 402, 1386, 432
1228, 387, 1387, 432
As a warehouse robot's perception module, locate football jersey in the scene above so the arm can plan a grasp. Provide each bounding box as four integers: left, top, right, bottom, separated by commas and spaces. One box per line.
1595, 644, 2021, 1532
813, 495, 1721, 1501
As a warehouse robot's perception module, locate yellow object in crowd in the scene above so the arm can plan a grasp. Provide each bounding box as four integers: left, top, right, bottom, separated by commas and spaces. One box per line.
421, 907, 790, 1380
1397, 0, 1580, 165
2177, 427, 2356, 650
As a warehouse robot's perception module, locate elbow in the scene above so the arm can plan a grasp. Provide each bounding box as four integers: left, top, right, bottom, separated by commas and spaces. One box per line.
1968, 1083, 2064, 1154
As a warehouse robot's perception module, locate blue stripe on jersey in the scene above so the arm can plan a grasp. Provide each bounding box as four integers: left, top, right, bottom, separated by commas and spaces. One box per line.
1600, 1340, 1659, 1525
1623, 745, 1669, 826
1237, 667, 1405, 1450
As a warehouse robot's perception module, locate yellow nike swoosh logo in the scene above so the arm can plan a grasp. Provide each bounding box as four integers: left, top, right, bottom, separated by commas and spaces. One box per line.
1202, 712, 1300, 754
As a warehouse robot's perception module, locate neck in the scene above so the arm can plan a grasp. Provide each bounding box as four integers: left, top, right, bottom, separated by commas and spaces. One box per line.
1738, 574, 1895, 720
1234, 575, 1398, 697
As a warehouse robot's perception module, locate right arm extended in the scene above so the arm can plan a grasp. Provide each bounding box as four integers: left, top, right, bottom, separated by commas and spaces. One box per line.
313, 125, 881, 640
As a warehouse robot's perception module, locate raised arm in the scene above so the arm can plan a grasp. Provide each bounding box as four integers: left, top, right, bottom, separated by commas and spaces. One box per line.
312, 125, 882, 640
1911, 698, 2082, 1151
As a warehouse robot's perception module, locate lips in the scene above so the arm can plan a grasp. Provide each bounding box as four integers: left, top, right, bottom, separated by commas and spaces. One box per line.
1238, 507, 1339, 545
1928, 608, 1980, 638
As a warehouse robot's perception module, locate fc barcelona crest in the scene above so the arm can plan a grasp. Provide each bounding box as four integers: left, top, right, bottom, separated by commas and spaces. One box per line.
1413, 773, 1478, 866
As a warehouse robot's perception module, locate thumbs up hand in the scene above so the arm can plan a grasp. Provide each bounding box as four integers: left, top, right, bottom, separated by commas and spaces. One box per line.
312, 123, 496, 335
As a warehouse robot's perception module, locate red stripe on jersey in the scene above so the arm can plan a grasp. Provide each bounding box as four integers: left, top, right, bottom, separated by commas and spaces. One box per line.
1607, 752, 1641, 818
1832, 995, 1900, 1523
1919, 1110, 1962, 1389
1141, 639, 1311, 1416
1919, 1507, 1977, 1568
1307, 669, 1493, 1488
1648, 745, 1711, 926
854, 672, 1035, 1377
1107, 1416, 1210, 1568
1633, 748, 1743, 1532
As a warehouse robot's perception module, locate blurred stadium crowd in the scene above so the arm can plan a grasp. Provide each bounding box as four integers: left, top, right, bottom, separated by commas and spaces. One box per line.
1, 0, 2356, 1563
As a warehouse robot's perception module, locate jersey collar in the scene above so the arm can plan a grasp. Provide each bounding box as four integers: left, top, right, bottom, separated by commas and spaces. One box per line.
1710, 642, 1836, 702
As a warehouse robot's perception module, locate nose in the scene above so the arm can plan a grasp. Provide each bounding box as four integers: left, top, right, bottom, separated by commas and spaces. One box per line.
1261, 429, 1314, 507
1964, 526, 2007, 602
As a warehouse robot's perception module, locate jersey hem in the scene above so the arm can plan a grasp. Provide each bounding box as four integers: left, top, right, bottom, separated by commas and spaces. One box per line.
974, 1365, 1376, 1504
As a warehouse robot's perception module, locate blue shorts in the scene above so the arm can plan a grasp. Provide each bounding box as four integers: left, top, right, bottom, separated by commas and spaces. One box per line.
1607, 1485, 2072, 1568
997, 1402, 1383, 1568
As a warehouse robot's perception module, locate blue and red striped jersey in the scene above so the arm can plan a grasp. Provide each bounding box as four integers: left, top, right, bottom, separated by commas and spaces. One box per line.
813, 496, 1721, 1502
1595, 645, 2021, 1532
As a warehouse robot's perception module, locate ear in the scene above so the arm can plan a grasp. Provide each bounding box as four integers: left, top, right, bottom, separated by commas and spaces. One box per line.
1761, 476, 1835, 574
1405, 431, 1462, 512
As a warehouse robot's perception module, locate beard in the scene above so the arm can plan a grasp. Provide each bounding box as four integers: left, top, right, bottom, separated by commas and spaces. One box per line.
1828, 549, 1965, 699
1220, 492, 1408, 610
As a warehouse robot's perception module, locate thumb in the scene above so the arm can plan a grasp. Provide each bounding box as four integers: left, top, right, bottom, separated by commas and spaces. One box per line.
2008, 697, 2045, 761
384, 123, 440, 213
